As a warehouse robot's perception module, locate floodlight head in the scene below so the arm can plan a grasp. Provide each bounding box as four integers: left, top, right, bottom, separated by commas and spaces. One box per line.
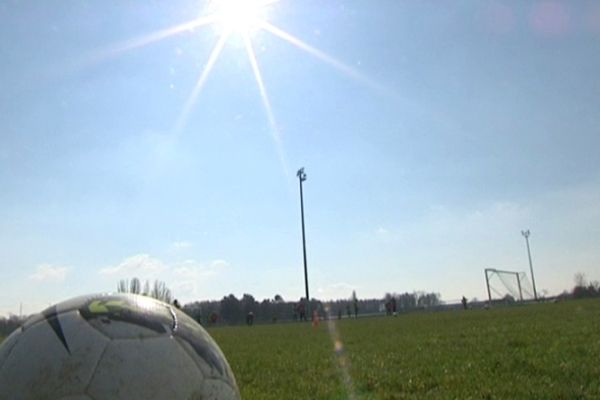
521, 229, 530, 238
297, 167, 307, 181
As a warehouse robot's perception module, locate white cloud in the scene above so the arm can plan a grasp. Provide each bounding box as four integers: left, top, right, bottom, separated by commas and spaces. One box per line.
173, 260, 220, 279
96, 254, 229, 302
210, 259, 229, 268
170, 241, 193, 250
171, 259, 230, 298
376, 226, 389, 235
373, 225, 405, 244
29, 264, 68, 283
99, 254, 167, 276
422, 201, 529, 237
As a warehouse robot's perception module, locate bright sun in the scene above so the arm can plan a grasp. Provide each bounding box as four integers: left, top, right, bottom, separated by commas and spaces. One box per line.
214, 0, 274, 35
94, 0, 373, 176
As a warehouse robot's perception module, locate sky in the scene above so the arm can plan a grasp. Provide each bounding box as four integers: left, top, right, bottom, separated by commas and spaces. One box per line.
1, 0, 600, 316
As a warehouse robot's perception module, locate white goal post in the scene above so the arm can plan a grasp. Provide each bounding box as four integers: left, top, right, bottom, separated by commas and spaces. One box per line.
484, 268, 532, 303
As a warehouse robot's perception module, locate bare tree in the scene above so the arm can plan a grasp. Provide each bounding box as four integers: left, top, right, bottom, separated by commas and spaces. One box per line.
142, 280, 150, 296
117, 279, 128, 293
117, 277, 173, 303
151, 280, 173, 303
574, 272, 587, 288
130, 277, 141, 294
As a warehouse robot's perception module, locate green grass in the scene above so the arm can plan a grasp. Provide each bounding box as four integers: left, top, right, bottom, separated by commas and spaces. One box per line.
209, 299, 600, 400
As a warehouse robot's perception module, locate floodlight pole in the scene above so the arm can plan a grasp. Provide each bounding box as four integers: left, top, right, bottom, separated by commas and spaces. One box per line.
297, 167, 310, 318
521, 230, 538, 301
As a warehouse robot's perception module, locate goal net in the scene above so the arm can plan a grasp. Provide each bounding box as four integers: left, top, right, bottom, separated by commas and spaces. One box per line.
484, 268, 534, 302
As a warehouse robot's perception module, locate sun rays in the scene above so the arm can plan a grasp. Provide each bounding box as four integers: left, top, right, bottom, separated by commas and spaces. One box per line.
259, 21, 389, 96
87, 0, 381, 176
173, 32, 229, 134
242, 33, 289, 176
91, 16, 217, 63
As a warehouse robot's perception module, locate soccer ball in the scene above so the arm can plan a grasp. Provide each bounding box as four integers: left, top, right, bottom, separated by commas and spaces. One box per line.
0, 293, 240, 400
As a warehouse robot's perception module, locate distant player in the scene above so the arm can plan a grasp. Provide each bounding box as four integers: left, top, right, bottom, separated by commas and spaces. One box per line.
246, 311, 254, 326
297, 302, 307, 322
312, 310, 320, 328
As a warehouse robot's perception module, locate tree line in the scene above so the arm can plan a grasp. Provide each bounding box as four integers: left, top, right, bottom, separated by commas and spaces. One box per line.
0, 289, 444, 333
569, 273, 600, 299
182, 290, 443, 326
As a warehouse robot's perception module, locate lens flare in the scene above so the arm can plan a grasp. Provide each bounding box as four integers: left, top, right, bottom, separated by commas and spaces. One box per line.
93, 16, 216, 62
173, 33, 229, 134
260, 22, 390, 96
325, 306, 357, 399
243, 34, 289, 176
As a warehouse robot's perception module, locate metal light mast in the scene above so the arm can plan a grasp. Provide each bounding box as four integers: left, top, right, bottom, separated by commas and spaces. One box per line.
297, 168, 310, 316
521, 229, 538, 301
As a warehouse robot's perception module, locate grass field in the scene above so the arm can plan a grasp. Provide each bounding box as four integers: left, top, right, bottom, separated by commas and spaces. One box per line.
208, 299, 600, 399
1, 299, 599, 399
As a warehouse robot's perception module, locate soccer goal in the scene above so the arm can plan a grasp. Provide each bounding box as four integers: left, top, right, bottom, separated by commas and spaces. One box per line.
484, 268, 534, 303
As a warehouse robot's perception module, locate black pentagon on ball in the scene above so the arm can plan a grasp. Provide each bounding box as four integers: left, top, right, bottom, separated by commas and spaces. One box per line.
172, 310, 230, 378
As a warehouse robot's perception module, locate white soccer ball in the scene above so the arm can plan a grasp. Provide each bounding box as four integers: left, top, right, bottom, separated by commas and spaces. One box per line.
0, 293, 240, 400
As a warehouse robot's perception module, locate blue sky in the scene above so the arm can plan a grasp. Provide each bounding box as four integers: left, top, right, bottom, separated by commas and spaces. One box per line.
1, 0, 600, 316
